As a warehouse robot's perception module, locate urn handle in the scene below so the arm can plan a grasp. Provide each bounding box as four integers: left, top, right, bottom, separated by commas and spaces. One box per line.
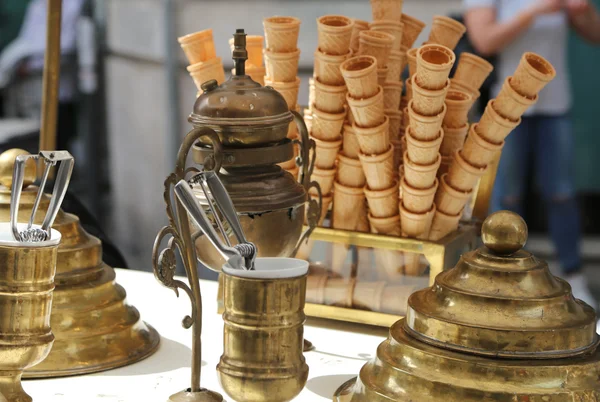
291, 110, 323, 256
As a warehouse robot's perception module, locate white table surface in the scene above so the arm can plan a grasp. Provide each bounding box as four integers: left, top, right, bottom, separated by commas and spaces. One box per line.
25, 268, 389, 402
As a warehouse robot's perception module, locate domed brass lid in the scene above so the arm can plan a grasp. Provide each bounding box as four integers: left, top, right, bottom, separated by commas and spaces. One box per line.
405, 211, 598, 359
189, 29, 292, 147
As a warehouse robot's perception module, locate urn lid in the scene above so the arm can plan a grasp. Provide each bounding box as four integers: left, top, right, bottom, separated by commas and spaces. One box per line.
405, 211, 599, 359
189, 29, 292, 145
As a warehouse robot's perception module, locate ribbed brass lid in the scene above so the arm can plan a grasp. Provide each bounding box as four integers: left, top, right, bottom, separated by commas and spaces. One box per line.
405, 211, 598, 359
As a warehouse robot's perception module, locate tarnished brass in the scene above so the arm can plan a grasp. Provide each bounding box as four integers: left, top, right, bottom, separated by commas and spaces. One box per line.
190, 30, 321, 274
153, 127, 224, 401
0, 150, 159, 378
218, 267, 309, 402
0, 224, 61, 402
335, 211, 600, 401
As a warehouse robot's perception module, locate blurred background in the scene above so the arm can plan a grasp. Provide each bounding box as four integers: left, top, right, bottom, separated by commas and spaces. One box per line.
0, 0, 599, 294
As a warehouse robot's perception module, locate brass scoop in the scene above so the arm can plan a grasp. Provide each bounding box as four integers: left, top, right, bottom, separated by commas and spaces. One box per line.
174, 171, 257, 270
10, 151, 74, 242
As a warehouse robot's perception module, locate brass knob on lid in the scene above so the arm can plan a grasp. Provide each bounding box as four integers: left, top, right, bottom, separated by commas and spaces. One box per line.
201, 79, 219, 93
481, 210, 528, 255
0, 149, 36, 188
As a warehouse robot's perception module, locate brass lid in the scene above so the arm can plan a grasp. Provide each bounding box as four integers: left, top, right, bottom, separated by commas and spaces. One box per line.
405, 211, 598, 359
189, 29, 292, 147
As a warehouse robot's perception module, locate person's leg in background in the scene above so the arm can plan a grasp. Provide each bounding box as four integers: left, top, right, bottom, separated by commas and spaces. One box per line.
490, 116, 532, 215
533, 113, 597, 309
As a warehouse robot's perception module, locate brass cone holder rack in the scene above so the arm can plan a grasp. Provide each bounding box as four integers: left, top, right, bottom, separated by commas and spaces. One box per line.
335, 211, 600, 401
0, 149, 160, 377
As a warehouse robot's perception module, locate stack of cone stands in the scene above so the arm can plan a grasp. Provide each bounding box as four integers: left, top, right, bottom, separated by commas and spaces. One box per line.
427, 15, 466, 50
179, 28, 225, 90
370, 0, 404, 21
399, 43, 455, 273
263, 16, 303, 179
432, 52, 556, 241
230, 35, 266, 85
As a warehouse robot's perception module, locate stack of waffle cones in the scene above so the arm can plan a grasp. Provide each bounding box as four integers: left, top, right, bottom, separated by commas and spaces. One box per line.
431, 52, 556, 241
229, 35, 266, 85
262, 16, 303, 180
179, 29, 226, 90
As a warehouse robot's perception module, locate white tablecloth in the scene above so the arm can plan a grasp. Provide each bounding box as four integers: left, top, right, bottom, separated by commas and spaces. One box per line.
25, 269, 388, 402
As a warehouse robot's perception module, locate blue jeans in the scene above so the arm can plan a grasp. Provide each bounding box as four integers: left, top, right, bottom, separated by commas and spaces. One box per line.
491, 114, 581, 274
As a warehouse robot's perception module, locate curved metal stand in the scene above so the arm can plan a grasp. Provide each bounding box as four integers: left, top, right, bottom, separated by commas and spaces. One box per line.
152, 127, 224, 401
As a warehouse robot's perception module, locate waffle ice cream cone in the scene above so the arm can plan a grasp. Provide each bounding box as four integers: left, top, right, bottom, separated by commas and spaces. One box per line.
440, 124, 468, 156
400, 14, 426, 49
494, 77, 538, 121
313, 136, 343, 169
437, 155, 453, 179
343, 124, 361, 158
178, 29, 217, 65
350, 19, 370, 54
406, 127, 443, 165
377, 67, 389, 86
359, 30, 394, 67
400, 203, 435, 238
511, 52, 556, 98
333, 180, 366, 231
337, 152, 366, 188
435, 173, 473, 215
444, 90, 473, 128
264, 49, 300, 82
314, 48, 353, 86
416, 44, 456, 90
477, 100, 520, 144
386, 109, 403, 141
429, 208, 462, 241
446, 150, 486, 192
400, 133, 407, 158
265, 76, 301, 109
401, 176, 439, 214
407, 48, 418, 78
263, 16, 301, 53
346, 86, 385, 128
354, 116, 390, 155
317, 15, 355, 56
311, 166, 337, 196
411, 76, 449, 116
314, 78, 348, 113
450, 79, 481, 108
365, 182, 399, 218
461, 123, 504, 168
392, 139, 403, 176
187, 57, 226, 89
369, 20, 404, 51
341, 56, 379, 99
304, 110, 313, 132
370, 0, 404, 21
401, 105, 410, 129
408, 100, 446, 141
232, 65, 266, 86
386, 50, 404, 82
311, 104, 347, 140
453, 52, 494, 91
359, 145, 395, 190
229, 35, 264, 67
403, 151, 440, 189
427, 16, 466, 50
383, 81, 404, 110
369, 213, 401, 235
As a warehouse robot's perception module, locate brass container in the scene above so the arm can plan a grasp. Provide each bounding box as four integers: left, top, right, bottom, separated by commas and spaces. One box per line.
190, 31, 321, 271
0, 149, 159, 377
0, 223, 61, 402
218, 259, 309, 402
335, 211, 600, 401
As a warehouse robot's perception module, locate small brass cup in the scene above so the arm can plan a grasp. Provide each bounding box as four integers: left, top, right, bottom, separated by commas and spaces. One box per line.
217, 258, 309, 402
0, 223, 61, 402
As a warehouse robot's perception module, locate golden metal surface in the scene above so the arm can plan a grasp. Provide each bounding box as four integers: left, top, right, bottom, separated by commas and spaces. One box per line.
472, 150, 501, 221
218, 271, 309, 402
337, 211, 600, 401
39, 0, 61, 153
152, 127, 224, 399
0, 150, 159, 378
0, 232, 59, 402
